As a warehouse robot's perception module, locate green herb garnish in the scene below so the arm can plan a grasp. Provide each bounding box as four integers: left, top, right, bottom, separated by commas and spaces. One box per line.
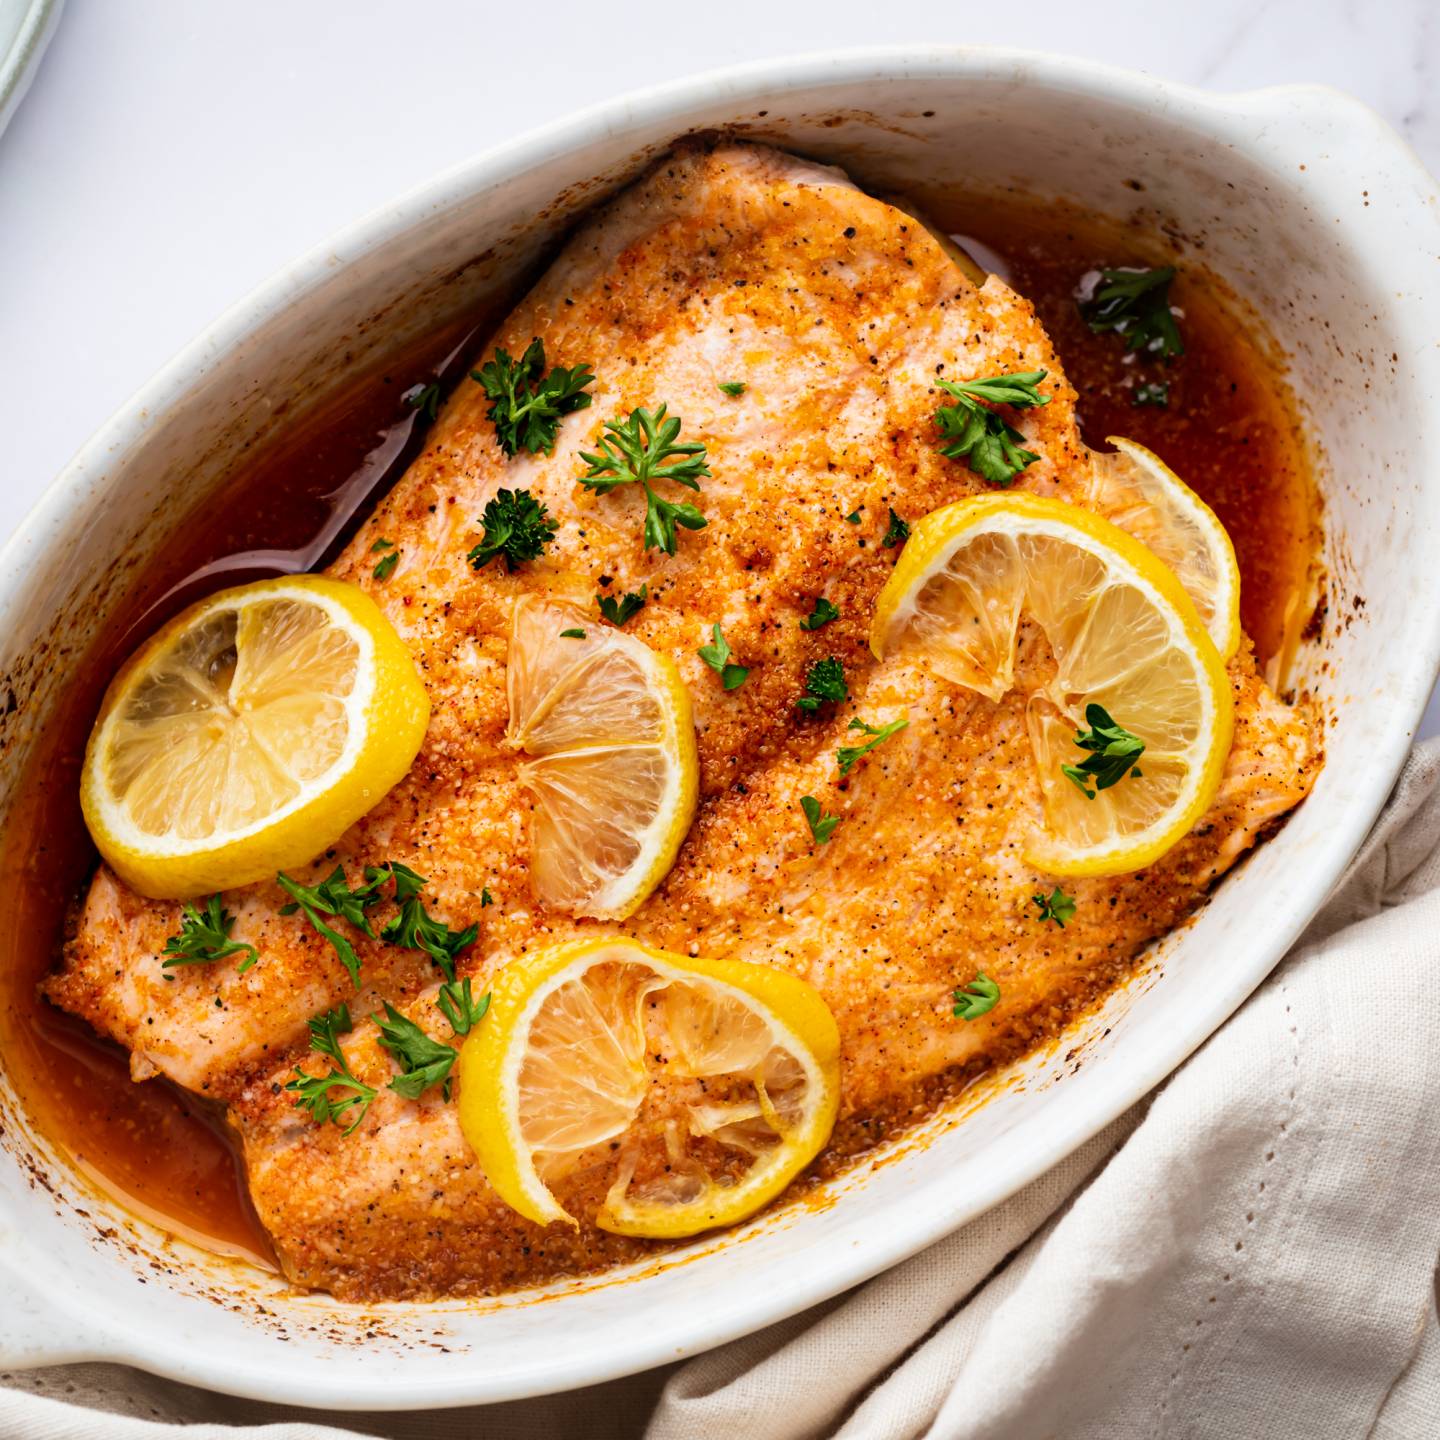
797, 657, 847, 712
380, 871, 478, 984
836, 716, 908, 775
285, 1004, 377, 1135
1079, 268, 1183, 359
371, 538, 395, 552
881, 508, 910, 548
718, 381, 747, 397
952, 972, 1001, 1021
470, 338, 595, 456
697, 623, 749, 690
844, 509, 862, 525
597, 584, 647, 626
579, 405, 710, 555
480, 888, 494, 907
405, 382, 442, 421
373, 550, 399, 582
1132, 381, 1169, 408
935, 369, 1050, 487
467, 488, 559, 572
161, 895, 258, 974
1031, 888, 1077, 928
1061, 704, 1146, 799
374, 1003, 459, 1101
559, 627, 586, 639
799, 795, 839, 845
799, 597, 840, 631
437, 977, 490, 1036
278, 866, 387, 988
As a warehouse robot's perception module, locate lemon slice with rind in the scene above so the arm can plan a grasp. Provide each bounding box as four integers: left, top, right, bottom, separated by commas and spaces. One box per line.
457, 937, 841, 1237
82, 575, 430, 899
1081, 436, 1241, 659
506, 596, 697, 919
870, 493, 1233, 876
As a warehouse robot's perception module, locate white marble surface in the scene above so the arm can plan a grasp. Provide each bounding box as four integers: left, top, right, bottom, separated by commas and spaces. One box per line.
2, 0, 1438, 728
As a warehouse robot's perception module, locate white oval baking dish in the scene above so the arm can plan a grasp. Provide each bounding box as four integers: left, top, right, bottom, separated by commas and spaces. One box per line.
1, 46, 1437, 1411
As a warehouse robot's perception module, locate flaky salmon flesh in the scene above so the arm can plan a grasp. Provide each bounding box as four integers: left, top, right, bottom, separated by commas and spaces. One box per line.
47, 143, 1319, 1300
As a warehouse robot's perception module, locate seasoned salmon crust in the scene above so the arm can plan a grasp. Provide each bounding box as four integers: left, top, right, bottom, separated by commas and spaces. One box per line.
46, 142, 1319, 1299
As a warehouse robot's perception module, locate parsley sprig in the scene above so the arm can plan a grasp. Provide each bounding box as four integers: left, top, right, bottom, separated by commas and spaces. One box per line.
278, 866, 385, 988
380, 878, 477, 984
800, 795, 839, 845
579, 405, 710, 554
800, 597, 839, 631
437, 976, 490, 1036
161, 896, 258, 974
467, 488, 558, 571
935, 370, 1050, 487
597, 584, 647, 626
698, 624, 749, 690
952, 972, 1001, 1021
471, 338, 595, 456
1032, 887, 1077, 928
404, 381, 442, 421
797, 657, 847, 713
285, 1004, 377, 1135
375, 1003, 460, 1101
1079, 267, 1183, 359
881, 508, 910, 549
278, 862, 477, 988
1061, 704, 1146, 800
837, 716, 908, 775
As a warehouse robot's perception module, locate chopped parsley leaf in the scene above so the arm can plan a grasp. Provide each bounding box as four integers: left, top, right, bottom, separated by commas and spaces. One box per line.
578, 404, 710, 554
1079, 267, 1184, 359
718, 381, 747, 397
1032, 887, 1077, 928
598, 584, 648, 626
952, 972, 1001, 1021
161, 895, 258, 974
559, 627, 586, 639
881, 507, 910, 548
375, 1003, 459, 1101
437, 976, 490, 1036
797, 657, 847, 712
935, 369, 1050, 487
799, 597, 840, 631
1132, 381, 1170, 408
373, 550, 399, 581
698, 623, 749, 690
837, 716, 908, 775
284, 1003, 376, 1135
800, 795, 839, 845
470, 338, 595, 455
1061, 704, 1146, 799
467, 488, 559, 571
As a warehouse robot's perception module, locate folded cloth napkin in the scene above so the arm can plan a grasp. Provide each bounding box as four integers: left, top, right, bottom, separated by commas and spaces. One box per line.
7, 741, 1440, 1440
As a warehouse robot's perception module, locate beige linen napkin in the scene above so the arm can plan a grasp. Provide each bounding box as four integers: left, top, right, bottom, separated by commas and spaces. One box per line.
6, 742, 1440, 1439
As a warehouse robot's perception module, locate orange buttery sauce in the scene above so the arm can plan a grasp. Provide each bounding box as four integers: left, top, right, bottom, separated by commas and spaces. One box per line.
0, 198, 1320, 1267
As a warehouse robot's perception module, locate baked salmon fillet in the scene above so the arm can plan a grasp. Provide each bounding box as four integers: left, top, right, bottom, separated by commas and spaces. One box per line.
46, 142, 1320, 1299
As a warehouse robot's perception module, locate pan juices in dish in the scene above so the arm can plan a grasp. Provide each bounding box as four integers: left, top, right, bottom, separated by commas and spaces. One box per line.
46, 142, 1318, 1300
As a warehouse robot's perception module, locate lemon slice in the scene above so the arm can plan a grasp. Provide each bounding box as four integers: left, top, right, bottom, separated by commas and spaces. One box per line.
457, 938, 841, 1237
1081, 436, 1242, 660
870, 493, 1234, 876
506, 596, 698, 919
82, 576, 429, 899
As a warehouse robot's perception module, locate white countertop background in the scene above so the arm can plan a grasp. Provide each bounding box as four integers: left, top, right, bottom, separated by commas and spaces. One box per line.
2, 0, 1437, 732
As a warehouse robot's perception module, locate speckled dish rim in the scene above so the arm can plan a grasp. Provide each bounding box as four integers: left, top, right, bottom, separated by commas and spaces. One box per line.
2, 45, 1439, 1410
